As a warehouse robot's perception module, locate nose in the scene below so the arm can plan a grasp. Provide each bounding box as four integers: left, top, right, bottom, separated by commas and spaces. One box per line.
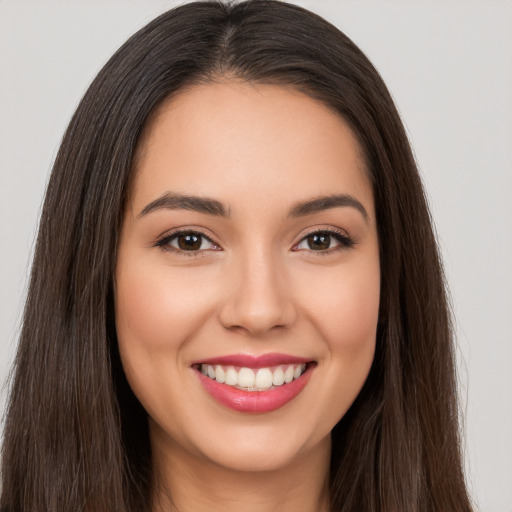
218, 248, 297, 336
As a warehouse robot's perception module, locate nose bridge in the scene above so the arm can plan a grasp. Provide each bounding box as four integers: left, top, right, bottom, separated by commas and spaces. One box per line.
219, 242, 296, 335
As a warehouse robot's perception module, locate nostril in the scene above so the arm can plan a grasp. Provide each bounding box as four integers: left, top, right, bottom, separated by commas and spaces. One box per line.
219, 302, 298, 336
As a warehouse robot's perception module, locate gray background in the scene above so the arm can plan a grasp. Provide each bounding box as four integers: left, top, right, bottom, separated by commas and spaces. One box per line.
1, 1, 511, 510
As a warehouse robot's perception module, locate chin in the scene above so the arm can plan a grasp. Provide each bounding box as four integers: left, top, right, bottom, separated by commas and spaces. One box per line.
185, 420, 331, 474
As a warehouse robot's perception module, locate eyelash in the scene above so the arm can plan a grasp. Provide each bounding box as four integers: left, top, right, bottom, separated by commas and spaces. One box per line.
292, 228, 355, 254
154, 229, 219, 256
154, 227, 356, 256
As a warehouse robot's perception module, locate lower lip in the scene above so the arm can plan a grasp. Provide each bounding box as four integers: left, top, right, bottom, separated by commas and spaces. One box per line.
196, 366, 314, 413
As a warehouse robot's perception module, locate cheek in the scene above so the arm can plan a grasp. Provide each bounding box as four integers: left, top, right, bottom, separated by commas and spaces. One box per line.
326, 273, 379, 351
113, 254, 218, 413
114, 253, 223, 425
299, 256, 380, 354
309, 260, 380, 421
115, 257, 214, 354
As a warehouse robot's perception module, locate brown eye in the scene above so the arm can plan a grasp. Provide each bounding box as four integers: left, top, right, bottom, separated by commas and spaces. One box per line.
294, 230, 354, 253
177, 233, 202, 251
157, 231, 218, 253
307, 233, 331, 250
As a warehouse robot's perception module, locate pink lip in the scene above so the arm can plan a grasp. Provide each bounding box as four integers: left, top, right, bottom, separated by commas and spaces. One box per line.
192, 352, 311, 369
194, 359, 315, 413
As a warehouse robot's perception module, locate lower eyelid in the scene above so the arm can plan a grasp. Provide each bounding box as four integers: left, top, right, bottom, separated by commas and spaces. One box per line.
294, 230, 355, 251
155, 228, 354, 253
155, 230, 219, 251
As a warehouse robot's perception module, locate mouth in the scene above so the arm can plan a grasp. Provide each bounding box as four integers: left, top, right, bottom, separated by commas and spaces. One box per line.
191, 354, 316, 413
194, 362, 309, 391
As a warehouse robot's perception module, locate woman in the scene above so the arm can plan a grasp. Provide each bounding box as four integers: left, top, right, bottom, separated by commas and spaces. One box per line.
1, 1, 474, 511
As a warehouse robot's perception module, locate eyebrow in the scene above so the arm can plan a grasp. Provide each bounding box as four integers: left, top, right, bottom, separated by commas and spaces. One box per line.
139, 192, 369, 222
139, 192, 229, 217
288, 194, 369, 222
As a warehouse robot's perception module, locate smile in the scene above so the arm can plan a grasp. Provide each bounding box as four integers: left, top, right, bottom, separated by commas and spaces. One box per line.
192, 354, 316, 413
200, 363, 307, 391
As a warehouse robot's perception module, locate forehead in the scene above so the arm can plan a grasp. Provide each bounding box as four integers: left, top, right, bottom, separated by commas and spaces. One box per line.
130, 81, 373, 217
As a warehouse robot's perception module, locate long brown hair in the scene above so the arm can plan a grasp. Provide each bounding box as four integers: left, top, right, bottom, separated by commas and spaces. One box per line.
1, 1, 473, 510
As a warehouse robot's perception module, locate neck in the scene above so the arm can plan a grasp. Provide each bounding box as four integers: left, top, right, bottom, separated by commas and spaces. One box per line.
150, 427, 331, 512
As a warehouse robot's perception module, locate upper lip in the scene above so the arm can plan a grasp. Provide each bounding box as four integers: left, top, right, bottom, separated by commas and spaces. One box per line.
192, 352, 313, 368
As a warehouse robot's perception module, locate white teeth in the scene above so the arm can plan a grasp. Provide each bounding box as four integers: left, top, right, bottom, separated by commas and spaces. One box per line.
293, 365, 304, 379
255, 368, 273, 389
200, 362, 309, 391
272, 367, 285, 386
215, 365, 225, 383
225, 367, 238, 386
284, 365, 294, 383
237, 367, 255, 388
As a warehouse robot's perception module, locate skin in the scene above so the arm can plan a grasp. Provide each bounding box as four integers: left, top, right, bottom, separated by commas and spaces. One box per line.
115, 82, 380, 512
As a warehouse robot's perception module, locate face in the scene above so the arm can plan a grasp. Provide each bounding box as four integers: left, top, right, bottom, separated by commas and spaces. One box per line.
115, 82, 380, 475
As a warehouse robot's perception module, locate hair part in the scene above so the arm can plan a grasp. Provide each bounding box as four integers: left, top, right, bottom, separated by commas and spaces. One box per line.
1, 1, 473, 511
